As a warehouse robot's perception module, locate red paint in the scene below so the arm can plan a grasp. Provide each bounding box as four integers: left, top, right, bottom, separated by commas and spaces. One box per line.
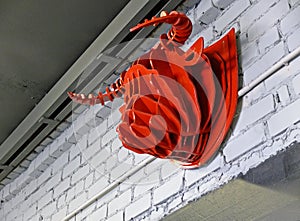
69, 11, 238, 168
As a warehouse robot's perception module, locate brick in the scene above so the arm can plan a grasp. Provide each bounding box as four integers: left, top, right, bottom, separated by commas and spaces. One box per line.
224, 123, 265, 161
109, 211, 124, 221
117, 148, 129, 162
84, 172, 94, 188
233, 95, 275, 133
89, 204, 107, 220
69, 143, 80, 160
50, 151, 69, 174
185, 154, 223, 186
287, 26, 300, 52
258, 26, 280, 53
102, 129, 117, 147
37, 166, 52, 187
160, 161, 180, 180
108, 190, 132, 215
75, 180, 84, 196
277, 84, 290, 106
110, 163, 131, 181
281, 5, 300, 35
241, 42, 259, 67
244, 42, 285, 85
88, 177, 109, 199
248, 0, 289, 41
82, 139, 101, 161
68, 192, 87, 213
24, 204, 36, 221
268, 99, 300, 136
40, 201, 56, 218
62, 156, 81, 179
240, 0, 278, 33
71, 164, 90, 185
243, 83, 266, 106
125, 193, 151, 220
45, 171, 61, 191
66, 186, 76, 202
57, 193, 66, 208
293, 74, 300, 95
264, 60, 298, 91
52, 207, 67, 221
195, 0, 220, 24
212, 0, 235, 9
38, 190, 53, 209
214, 0, 250, 33
153, 171, 184, 204
89, 148, 110, 169
53, 177, 70, 199
88, 128, 100, 146
289, 0, 300, 6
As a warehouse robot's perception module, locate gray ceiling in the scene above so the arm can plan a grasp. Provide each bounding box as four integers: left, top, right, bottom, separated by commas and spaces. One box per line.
0, 0, 129, 145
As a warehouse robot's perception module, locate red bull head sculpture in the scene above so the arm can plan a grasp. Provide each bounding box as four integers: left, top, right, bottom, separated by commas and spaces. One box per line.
69, 11, 238, 168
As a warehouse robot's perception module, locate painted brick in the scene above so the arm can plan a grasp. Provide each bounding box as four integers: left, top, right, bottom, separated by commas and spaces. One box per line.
108, 190, 132, 215
38, 190, 53, 209
82, 139, 101, 161
57, 193, 66, 209
223, 123, 265, 162
184, 154, 223, 187
50, 151, 69, 174
293, 74, 300, 94
24, 204, 36, 221
195, 0, 220, 24
69, 143, 80, 161
53, 177, 70, 199
241, 42, 259, 67
68, 192, 88, 213
102, 129, 117, 147
268, 99, 300, 136
110, 163, 132, 181
277, 84, 291, 106
125, 193, 151, 220
153, 171, 184, 204
244, 42, 285, 85
87, 128, 100, 146
84, 172, 94, 188
212, 0, 235, 9
62, 156, 81, 179
89, 204, 107, 220
240, 0, 278, 34
66, 186, 76, 203
52, 207, 67, 221
40, 201, 56, 218
281, 5, 300, 35
287, 26, 300, 52
290, 0, 300, 6
243, 83, 266, 106
160, 161, 180, 180
258, 26, 280, 53
109, 211, 124, 221
89, 148, 110, 169
117, 148, 129, 162
233, 95, 275, 133
75, 180, 85, 196
248, 0, 289, 41
88, 176, 109, 199
37, 166, 52, 187
71, 164, 90, 185
214, 0, 250, 33
45, 171, 61, 192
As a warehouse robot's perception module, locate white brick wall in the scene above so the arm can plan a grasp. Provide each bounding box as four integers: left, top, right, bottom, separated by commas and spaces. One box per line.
1, 0, 300, 220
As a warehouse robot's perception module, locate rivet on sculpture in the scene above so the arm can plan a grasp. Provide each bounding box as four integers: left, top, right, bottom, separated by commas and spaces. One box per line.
68, 11, 238, 168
